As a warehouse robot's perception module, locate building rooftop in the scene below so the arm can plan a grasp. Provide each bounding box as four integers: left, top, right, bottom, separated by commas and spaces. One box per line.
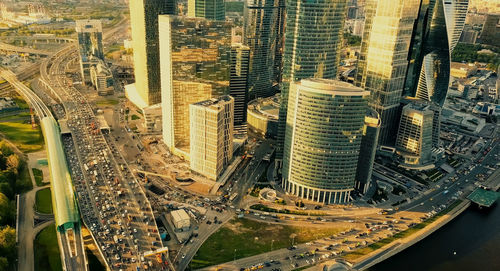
467, 188, 499, 207
299, 78, 370, 97
191, 95, 233, 109
247, 94, 280, 121
75, 19, 102, 32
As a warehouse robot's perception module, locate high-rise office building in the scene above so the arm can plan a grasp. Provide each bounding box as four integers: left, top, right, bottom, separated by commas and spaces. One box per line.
276, 0, 348, 164
404, 0, 469, 106
190, 96, 234, 180
480, 13, 500, 47
355, 0, 420, 146
75, 20, 103, 84
230, 43, 250, 135
401, 97, 441, 148
355, 109, 380, 195
395, 101, 435, 168
282, 79, 370, 204
273, 0, 285, 87
159, 15, 232, 157
243, 0, 280, 99
127, 0, 176, 108
188, 0, 225, 21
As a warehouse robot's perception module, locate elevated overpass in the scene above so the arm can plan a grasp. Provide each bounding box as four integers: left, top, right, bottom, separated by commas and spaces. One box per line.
0, 69, 88, 271
0, 42, 50, 56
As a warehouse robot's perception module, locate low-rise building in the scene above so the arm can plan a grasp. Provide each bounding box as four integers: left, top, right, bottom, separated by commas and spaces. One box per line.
247, 94, 280, 138
450, 62, 477, 79
170, 209, 190, 231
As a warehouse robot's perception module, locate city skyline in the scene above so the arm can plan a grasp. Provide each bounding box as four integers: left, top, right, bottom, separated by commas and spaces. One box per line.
1, 1, 498, 271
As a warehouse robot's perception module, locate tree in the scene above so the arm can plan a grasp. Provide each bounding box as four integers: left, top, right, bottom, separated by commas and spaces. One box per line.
0, 226, 16, 262
5, 154, 19, 173
0, 257, 8, 270
0, 193, 11, 225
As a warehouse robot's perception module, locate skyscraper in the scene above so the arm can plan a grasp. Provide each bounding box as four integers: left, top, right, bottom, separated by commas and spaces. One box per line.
480, 14, 500, 47
405, 0, 469, 106
282, 79, 370, 204
355, 0, 420, 146
276, 0, 348, 164
230, 44, 250, 135
127, 0, 176, 108
75, 20, 103, 84
273, 0, 285, 86
188, 0, 225, 21
190, 96, 234, 180
159, 15, 232, 157
395, 101, 435, 168
243, 0, 280, 99
355, 109, 380, 194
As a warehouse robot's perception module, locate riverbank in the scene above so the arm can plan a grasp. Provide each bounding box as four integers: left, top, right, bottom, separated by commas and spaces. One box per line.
351, 200, 471, 270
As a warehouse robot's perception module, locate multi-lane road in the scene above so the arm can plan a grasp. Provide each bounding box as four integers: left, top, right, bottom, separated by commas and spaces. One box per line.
39, 46, 168, 270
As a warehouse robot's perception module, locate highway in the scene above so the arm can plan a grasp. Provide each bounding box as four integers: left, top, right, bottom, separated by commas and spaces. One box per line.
0, 41, 50, 55
1, 69, 88, 271
38, 40, 168, 270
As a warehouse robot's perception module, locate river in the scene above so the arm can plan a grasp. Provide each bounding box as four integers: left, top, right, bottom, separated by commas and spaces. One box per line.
369, 203, 500, 271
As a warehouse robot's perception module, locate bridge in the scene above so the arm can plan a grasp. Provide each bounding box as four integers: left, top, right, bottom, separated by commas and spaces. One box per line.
0, 42, 50, 56
0, 69, 88, 271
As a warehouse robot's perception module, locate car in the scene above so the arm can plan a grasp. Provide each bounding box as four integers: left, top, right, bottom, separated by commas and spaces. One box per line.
182, 254, 186, 259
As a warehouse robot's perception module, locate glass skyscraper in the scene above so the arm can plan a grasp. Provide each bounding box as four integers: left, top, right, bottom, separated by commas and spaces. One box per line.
75, 20, 103, 84
128, 0, 176, 107
188, 0, 225, 21
355, 0, 421, 146
276, 0, 347, 164
282, 79, 370, 204
243, 0, 281, 99
355, 109, 381, 195
159, 15, 232, 157
395, 101, 435, 168
230, 43, 251, 134
405, 0, 469, 106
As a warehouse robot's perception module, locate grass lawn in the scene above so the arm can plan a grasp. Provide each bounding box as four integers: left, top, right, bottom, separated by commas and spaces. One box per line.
343, 200, 463, 262
0, 111, 30, 121
131, 114, 140, 120
191, 218, 346, 269
96, 99, 119, 106
0, 121, 44, 152
33, 168, 44, 186
34, 226, 62, 271
35, 188, 53, 214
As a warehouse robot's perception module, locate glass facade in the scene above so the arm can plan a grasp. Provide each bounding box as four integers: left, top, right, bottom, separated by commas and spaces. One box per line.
282, 79, 369, 204
75, 20, 103, 84
395, 101, 434, 167
129, 0, 176, 106
230, 44, 250, 133
355, 109, 380, 194
405, 0, 469, 106
160, 15, 232, 155
355, 0, 420, 146
276, 0, 347, 162
188, 0, 225, 21
243, 0, 281, 99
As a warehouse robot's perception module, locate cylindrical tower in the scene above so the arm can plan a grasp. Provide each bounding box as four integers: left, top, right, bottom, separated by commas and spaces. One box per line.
282, 79, 370, 204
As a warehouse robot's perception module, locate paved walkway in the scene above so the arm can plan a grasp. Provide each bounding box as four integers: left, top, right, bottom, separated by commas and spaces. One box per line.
18, 184, 53, 271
